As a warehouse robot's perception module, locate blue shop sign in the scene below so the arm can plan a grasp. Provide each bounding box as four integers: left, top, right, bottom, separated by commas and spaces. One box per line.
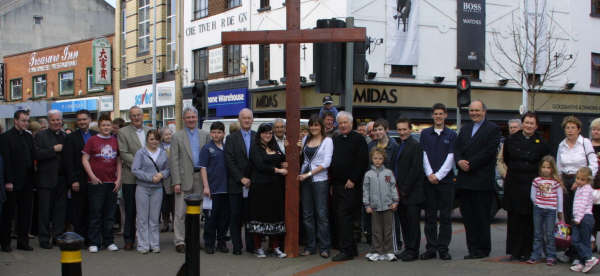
207, 88, 248, 117
51, 98, 98, 113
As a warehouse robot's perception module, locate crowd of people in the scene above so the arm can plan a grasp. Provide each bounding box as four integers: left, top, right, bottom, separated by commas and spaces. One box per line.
1, 98, 600, 273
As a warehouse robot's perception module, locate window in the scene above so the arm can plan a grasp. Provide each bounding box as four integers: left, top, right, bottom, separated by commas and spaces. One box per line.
461, 69, 480, 82
593, 53, 600, 87
10, 79, 22, 100
166, 0, 176, 70
121, 3, 127, 79
59, 71, 74, 95
228, 0, 241, 9
390, 65, 414, 78
32, 75, 46, 98
87, 68, 103, 92
259, 44, 270, 80
138, 0, 150, 54
593, 0, 600, 17
259, 0, 270, 10
33, 15, 43, 24
225, 45, 241, 75
193, 48, 208, 81
526, 73, 541, 86
194, 0, 208, 19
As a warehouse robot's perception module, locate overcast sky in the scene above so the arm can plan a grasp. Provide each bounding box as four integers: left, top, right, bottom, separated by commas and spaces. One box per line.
105, 0, 115, 7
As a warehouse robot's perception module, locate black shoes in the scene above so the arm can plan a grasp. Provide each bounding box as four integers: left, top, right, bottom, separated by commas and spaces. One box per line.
40, 242, 52, 249
232, 249, 242, 255
175, 244, 185, 253
205, 247, 215, 254
17, 243, 33, 251
332, 252, 354, 262
464, 254, 487, 260
439, 251, 452, 260
217, 242, 229, 253
420, 250, 437, 260
1, 244, 11, 252
401, 252, 418, 262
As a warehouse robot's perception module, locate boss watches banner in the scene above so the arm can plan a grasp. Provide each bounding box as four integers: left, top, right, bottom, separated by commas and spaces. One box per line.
457, 0, 486, 70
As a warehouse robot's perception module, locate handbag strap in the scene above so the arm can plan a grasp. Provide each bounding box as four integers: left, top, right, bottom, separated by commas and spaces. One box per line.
145, 151, 161, 173
302, 137, 323, 171
583, 138, 592, 167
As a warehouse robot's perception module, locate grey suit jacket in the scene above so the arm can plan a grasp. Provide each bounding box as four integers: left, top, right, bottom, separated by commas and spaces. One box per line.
118, 124, 151, 184
169, 127, 209, 192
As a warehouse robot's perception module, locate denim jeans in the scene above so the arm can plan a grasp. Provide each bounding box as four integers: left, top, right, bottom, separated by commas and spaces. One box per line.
531, 206, 557, 260
301, 180, 331, 253
572, 214, 595, 262
88, 183, 117, 248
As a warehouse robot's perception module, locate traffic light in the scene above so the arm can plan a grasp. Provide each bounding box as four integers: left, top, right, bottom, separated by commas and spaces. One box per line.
457, 75, 471, 108
192, 82, 205, 116
313, 18, 346, 94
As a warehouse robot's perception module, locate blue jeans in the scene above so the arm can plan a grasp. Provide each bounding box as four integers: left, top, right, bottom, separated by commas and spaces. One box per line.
572, 214, 595, 262
531, 206, 557, 260
88, 183, 117, 248
301, 180, 331, 253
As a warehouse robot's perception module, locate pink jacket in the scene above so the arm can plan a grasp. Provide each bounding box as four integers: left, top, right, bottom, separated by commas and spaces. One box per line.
573, 185, 594, 223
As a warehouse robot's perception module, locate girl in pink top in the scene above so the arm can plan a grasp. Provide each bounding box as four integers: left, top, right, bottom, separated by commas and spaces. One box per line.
569, 167, 599, 273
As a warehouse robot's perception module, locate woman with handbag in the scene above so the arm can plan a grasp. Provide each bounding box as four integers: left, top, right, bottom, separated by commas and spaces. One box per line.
557, 116, 598, 262
297, 114, 334, 258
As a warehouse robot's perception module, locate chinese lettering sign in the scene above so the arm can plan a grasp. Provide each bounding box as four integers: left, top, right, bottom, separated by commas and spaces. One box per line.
93, 38, 112, 85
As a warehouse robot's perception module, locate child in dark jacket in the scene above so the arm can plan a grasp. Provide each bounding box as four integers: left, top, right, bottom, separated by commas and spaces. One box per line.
363, 148, 399, 262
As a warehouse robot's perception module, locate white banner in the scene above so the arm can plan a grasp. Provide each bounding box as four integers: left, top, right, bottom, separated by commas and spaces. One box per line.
209, 48, 223, 74
386, 0, 419, 65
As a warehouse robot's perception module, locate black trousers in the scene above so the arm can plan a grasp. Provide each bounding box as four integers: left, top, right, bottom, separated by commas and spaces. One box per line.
459, 189, 494, 256
0, 184, 33, 247
332, 184, 360, 255
70, 180, 89, 242
506, 211, 533, 258
229, 193, 253, 252
203, 194, 230, 248
398, 204, 421, 254
424, 183, 454, 253
38, 175, 68, 244
122, 184, 137, 244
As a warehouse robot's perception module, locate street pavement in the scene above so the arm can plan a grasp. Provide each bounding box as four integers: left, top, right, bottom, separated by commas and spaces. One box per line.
0, 210, 594, 275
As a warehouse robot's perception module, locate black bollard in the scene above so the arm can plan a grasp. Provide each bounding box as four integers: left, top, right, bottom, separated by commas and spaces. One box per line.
56, 232, 84, 276
181, 194, 201, 276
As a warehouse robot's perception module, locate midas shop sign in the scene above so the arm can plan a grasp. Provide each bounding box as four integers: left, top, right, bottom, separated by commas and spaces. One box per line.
353, 87, 398, 104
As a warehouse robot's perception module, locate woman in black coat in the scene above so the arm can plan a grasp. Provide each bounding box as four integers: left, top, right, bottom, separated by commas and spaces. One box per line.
246, 123, 288, 258
502, 113, 549, 261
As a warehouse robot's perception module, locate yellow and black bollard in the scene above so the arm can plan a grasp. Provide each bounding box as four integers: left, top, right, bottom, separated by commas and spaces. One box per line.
57, 232, 84, 276
177, 194, 202, 276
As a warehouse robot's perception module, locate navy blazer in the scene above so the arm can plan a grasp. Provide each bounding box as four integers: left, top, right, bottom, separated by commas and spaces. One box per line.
454, 119, 501, 191
224, 130, 255, 194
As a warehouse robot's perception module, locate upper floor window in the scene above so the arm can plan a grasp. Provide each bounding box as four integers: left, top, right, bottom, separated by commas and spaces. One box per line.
87, 68, 104, 92
259, 0, 270, 10
592, 53, 600, 87
193, 48, 208, 81
390, 65, 414, 78
259, 44, 270, 80
228, 0, 241, 9
592, 0, 600, 17
33, 75, 46, 98
226, 45, 241, 75
59, 71, 74, 95
10, 79, 22, 100
138, 0, 150, 54
166, 0, 176, 70
194, 0, 208, 19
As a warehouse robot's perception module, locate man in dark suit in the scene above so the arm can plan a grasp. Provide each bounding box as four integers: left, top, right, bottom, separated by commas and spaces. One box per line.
393, 118, 425, 262
454, 100, 500, 259
64, 109, 97, 243
0, 110, 35, 252
34, 110, 68, 249
225, 108, 255, 255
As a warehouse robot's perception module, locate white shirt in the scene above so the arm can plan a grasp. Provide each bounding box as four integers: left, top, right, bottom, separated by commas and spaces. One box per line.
557, 135, 598, 177
148, 148, 161, 163
135, 127, 146, 148
300, 136, 333, 182
275, 135, 286, 154
422, 128, 455, 181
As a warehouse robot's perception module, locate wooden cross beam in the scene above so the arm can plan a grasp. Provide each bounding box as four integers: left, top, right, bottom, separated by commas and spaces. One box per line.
222, 0, 365, 258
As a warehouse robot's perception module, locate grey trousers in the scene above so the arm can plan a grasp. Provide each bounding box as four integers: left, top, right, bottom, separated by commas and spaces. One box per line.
135, 185, 163, 251
174, 172, 202, 246
371, 209, 394, 255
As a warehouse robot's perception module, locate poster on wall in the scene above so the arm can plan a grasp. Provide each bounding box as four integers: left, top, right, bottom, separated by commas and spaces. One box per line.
457, 0, 486, 70
93, 37, 112, 85
386, 0, 419, 65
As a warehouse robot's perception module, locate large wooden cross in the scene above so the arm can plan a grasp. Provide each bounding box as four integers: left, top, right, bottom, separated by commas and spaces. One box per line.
222, 0, 365, 257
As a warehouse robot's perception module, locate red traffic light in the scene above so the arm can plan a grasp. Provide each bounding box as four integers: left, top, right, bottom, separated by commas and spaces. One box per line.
458, 77, 470, 91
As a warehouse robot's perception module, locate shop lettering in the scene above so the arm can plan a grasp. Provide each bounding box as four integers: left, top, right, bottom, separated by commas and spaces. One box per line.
29, 45, 79, 73
185, 12, 247, 37
463, 2, 482, 13
208, 93, 244, 104
255, 94, 279, 108
552, 104, 600, 111
135, 89, 153, 106
354, 88, 398, 104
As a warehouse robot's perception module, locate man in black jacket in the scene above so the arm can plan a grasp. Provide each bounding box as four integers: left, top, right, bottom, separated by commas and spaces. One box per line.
455, 100, 500, 259
225, 108, 255, 255
34, 110, 68, 249
63, 109, 97, 244
393, 118, 425, 262
330, 111, 369, 262
0, 110, 35, 252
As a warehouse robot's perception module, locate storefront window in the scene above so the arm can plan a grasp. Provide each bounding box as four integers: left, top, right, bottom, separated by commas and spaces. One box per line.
87, 68, 103, 92
138, 0, 150, 54
33, 75, 46, 98
228, 0, 241, 9
10, 78, 22, 100
59, 71, 74, 95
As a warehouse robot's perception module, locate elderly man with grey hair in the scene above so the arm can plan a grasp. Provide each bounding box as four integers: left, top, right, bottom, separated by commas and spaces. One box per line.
170, 106, 210, 253
118, 106, 151, 250
273, 118, 287, 153
497, 118, 523, 180
34, 109, 68, 249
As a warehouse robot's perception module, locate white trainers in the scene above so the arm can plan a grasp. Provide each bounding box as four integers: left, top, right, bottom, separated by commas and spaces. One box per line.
88, 246, 98, 253
367, 253, 380, 262
386, 253, 397, 261
365, 252, 376, 260
571, 263, 584, 272
274, 247, 287, 258
151, 248, 160, 253
583, 257, 599, 273
137, 249, 149, 254
107, 244, 119, 251
254, 248, 267, 258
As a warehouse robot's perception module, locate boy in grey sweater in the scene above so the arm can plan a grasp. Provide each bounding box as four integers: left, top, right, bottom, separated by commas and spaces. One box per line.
363, 148, 399, 261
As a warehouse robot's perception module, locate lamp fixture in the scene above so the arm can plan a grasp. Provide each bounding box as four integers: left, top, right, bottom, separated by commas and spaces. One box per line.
367, 72, 377, 80
497, 79, 508, 86
564, 82, 576, 90
433, 76, 445, 83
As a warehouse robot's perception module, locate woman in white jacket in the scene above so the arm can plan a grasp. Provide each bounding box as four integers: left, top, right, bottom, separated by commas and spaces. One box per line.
297, 114, 334, 258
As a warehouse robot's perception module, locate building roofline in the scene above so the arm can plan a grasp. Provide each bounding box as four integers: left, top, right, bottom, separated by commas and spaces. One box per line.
3, 33, 115, 59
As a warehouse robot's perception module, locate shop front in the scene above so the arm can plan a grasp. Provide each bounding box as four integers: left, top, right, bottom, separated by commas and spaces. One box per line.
0, 100, 49, 130
50, 95, 114, 130
119, 81, 176, 129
